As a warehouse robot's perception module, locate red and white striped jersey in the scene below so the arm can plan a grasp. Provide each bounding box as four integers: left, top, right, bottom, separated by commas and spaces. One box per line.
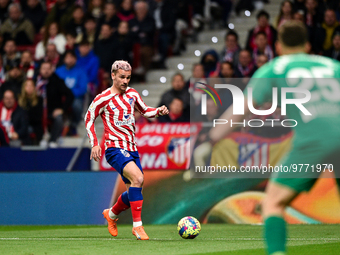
85, 87, 160, 151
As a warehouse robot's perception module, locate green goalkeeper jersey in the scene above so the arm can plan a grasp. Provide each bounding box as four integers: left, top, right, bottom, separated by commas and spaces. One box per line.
247, 53, 340, 144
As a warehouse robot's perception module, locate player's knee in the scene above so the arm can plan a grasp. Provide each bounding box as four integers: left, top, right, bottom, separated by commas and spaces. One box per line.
131, 174, 144, 187
262, 196, 287, 216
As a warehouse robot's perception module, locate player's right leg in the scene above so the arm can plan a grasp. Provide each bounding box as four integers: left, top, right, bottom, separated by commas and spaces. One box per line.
103, 148, 134, 237
122, 161, 149, 240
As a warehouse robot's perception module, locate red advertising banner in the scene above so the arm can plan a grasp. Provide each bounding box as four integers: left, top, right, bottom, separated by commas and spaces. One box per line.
100, 123, 199, 170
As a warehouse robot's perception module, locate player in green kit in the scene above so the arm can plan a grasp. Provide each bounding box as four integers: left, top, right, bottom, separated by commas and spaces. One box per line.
207, 21, 340, 255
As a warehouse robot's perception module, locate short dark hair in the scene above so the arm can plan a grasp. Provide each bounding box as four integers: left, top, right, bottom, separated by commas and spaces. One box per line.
9, 65, 20, 70
172, 72, 184, 82
171, 97, 184, 105
324, 8, 336, 15
333, 31, 340, 39
105, 1, 116, 7
3, 89, 16, 100
79, 39, 90, 46
256, 10, 270, 20
85, 15, 96, 23
225, 30, 239, 41
221, 61, 234, 70
278, 20, 308, 47
41, 61, 52, 67
64, 49, 77, 58
65, 31, 77, 38
5, 39, 16, 45
73, 5, 83, 12
240, 49, 251, 56
255, 31, 267, 38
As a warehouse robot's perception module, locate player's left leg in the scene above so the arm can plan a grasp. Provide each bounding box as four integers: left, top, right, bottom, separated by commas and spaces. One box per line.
262, 181, 298, 255
109, 188, 131, 219
102, 188, 131, 237
123, 161, 149, 240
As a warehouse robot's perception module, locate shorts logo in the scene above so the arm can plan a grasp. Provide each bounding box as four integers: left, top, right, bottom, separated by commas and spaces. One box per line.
120, 149, 130, 157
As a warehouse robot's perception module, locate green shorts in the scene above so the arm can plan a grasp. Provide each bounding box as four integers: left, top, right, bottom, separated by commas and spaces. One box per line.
271, 139, 340, 193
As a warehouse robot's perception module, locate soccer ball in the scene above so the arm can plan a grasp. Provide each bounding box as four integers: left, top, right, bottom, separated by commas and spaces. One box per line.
177, 216, 201, 239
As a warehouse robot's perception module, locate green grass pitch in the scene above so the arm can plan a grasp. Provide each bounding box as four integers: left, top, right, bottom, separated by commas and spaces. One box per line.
0, 224, 339, 255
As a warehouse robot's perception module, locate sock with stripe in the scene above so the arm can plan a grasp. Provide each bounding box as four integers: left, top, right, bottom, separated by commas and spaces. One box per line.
128, 187, 143, 227
109, 191, 130, 219
264, 216, 287, 255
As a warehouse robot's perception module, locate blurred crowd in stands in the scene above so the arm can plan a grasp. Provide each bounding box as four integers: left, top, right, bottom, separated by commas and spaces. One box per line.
0, 0, 207, 147
0, 0, 340, 147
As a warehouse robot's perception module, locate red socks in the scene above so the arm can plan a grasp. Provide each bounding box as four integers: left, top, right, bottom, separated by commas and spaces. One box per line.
128, 187, 143, 223
130, 200, 143, 222
111, 194, 130, 215
111, 188, 143, 223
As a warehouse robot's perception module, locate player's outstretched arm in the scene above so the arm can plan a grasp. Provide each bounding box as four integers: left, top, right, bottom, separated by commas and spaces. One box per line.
157, 105, 169, 116
132, 89, 168, 118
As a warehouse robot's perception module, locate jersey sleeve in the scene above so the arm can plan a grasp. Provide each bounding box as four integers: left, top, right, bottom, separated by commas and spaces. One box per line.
84, 95, 106, 147
131, 89, 160, 118
246, 62, 277, 106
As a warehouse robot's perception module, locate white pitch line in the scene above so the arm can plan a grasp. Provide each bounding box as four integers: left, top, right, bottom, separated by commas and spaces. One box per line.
0, 238, 124, 241
0, 237, 339, 241
0, 238, 179, 241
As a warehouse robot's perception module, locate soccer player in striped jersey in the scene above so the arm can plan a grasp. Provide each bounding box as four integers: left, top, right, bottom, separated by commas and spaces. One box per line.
85, 60, 169, 240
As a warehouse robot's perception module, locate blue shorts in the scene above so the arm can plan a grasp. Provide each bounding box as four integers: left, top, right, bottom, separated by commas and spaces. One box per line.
105, 147, 143, 184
